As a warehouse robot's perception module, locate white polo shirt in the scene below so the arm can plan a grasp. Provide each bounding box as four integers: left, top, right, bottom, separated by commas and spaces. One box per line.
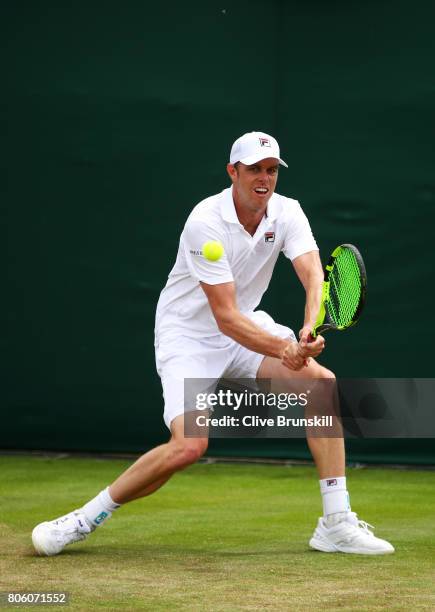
155, 186, 318, 341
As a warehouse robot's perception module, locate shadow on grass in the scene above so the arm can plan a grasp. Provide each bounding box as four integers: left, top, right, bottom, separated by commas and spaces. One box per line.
51, 543, 307, 557
23, 543, 310, 560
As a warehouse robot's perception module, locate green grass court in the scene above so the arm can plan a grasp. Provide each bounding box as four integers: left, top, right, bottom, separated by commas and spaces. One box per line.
1, 455, 435, 611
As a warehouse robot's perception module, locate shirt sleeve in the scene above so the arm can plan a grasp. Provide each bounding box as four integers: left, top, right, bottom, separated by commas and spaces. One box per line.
281, 200, 318, 261
181, 219, 234, 285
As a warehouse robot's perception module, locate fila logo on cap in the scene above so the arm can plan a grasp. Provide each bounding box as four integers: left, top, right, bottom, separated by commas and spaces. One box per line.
229, 132, 288, 168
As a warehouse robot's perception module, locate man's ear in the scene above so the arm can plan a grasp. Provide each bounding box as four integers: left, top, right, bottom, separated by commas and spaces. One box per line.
226, 163, 237, 183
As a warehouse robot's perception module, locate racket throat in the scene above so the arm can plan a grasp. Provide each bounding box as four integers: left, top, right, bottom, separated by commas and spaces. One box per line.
311, 281, 330, 338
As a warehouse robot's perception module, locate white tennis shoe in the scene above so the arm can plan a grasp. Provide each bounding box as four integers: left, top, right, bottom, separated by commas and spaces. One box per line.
309, 512, 394, 555
32, 510, 92, 556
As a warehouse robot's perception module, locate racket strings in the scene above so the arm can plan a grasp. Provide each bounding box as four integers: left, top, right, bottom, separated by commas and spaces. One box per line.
328, 250, 362, 327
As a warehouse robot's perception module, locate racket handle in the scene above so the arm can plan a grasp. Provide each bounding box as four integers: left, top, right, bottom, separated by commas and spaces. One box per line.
307, 332, 315, 343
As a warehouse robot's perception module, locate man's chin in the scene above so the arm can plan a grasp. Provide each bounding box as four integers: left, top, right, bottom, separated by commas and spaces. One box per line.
251, 193, 272, 209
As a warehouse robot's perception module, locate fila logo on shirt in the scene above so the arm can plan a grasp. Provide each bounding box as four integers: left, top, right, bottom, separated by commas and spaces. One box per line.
259, 137, 271, 147
264, 232, 275, 243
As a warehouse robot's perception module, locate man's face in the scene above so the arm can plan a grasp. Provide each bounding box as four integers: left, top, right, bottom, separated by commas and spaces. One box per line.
227, 158, 279, 213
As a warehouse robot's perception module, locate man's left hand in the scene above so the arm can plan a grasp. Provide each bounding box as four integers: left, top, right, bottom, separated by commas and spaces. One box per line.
298, 325, 325, 359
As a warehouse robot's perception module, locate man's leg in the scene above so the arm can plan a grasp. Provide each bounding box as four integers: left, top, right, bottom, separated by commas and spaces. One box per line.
257, 355, 394, 555
108, 415, 208, 503
257, 356, 344, 479
32, 415, 208, 555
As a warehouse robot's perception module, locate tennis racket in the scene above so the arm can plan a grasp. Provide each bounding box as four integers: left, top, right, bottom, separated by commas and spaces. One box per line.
310, 243, 367, 339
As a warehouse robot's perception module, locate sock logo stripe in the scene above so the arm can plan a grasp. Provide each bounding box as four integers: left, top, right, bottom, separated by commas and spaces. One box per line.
94, 511, 109, 525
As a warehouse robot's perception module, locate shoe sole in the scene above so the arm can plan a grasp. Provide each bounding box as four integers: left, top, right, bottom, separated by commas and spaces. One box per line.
309, 536, 336, 553
309, 535, 394, 555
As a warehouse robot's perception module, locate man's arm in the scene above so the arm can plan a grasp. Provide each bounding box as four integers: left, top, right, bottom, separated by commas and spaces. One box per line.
292, 250, 324, 343
200, 281, 307, 371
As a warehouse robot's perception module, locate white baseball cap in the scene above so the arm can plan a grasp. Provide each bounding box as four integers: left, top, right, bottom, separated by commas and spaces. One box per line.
229, 131, 288, 168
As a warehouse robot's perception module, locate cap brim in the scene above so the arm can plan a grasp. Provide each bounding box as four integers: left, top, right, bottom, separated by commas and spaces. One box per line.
238, 154, 288, 168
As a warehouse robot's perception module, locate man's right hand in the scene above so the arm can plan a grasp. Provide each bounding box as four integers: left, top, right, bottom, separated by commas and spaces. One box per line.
281, 333, 326, 371
280, 341, 309, 371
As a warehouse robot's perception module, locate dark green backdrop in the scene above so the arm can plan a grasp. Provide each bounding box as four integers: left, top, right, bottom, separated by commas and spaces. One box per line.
2, 1, 434, 463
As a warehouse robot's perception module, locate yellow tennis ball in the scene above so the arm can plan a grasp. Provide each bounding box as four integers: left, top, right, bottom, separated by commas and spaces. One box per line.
202, 240, 224, 262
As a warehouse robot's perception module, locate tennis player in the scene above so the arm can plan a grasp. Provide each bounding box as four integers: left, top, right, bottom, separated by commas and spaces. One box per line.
32, 132, 394, 556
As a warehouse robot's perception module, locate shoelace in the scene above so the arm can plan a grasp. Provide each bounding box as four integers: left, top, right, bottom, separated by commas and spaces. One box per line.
329, 517, 376, 545
356, 519, 375, 536
53, 514, 90, 544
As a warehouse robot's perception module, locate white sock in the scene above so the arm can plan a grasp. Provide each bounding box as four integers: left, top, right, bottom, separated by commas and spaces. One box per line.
81, 487, 121, 529
319, 477, 351, 521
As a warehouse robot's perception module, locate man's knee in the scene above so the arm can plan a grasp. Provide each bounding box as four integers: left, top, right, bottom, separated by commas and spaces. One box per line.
318, 365, 336, 380
169, 437, 208, 470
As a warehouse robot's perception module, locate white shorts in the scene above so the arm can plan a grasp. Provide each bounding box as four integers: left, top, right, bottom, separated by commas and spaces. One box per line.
155, 310, 296, 429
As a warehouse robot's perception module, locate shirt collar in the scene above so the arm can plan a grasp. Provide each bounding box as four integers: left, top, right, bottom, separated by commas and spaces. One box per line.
266, 193, 280, 221
220, 187, 280, 225
220, 187, 241, 224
